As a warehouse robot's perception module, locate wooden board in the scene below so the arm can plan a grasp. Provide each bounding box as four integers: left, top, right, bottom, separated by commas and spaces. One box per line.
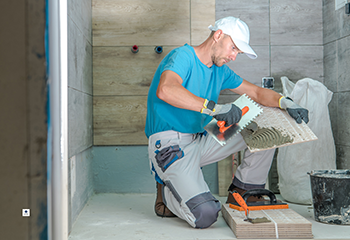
222, 204, 313, 239
93, 46, 175, 96
245, 105, 318, 153
92, 0, 190, 46
93, 96, 148, 145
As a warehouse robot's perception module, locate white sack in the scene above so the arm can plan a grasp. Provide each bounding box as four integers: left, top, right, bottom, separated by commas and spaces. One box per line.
277, 77, 336, 204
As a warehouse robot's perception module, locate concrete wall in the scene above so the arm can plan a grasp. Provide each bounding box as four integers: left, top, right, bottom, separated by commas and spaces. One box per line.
67, 0, 94, 232
323, 0, 350, 169
0, 0, 47, 239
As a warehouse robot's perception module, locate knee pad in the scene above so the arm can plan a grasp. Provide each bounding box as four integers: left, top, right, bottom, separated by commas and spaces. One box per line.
186, 192, 221, 229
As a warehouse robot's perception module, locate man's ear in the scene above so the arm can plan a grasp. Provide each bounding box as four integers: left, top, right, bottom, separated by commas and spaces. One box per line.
213, 29, 224, 42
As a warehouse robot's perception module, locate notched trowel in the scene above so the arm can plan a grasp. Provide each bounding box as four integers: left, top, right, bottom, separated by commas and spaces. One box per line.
204, 94, 262, 146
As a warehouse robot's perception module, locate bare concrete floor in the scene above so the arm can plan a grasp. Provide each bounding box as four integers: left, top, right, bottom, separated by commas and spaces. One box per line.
68, 193, 350, 240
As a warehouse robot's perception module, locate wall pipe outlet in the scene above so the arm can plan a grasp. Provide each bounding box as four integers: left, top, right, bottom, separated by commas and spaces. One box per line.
131, 45, 139, 53
154, 46, 163, 54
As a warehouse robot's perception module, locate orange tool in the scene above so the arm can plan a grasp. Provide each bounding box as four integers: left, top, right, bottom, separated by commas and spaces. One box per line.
230, 190, 250, 220
217, 106, 249, 133
229, 189, 289, 212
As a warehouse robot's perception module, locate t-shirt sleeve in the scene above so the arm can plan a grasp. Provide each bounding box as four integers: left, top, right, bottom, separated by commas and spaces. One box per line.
162, 48, 193, 82
221, 65, 243, 90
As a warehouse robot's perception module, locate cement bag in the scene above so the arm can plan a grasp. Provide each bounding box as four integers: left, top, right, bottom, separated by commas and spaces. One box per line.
277, 76, 336, 204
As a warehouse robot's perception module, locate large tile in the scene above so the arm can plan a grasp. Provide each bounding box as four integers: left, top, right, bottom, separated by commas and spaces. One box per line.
271, 46, 324, 85
68, 89, 93, 158
226, 45, 270, 87
336, 145, 350, 169
323, 41, 337, 93
93, 96, 147, 145
191, 0, 215, 46
216, 0, 269, 45
323, 0, 338, 44
68, 0, 92, 44
337, 92, 350, 146
328, 92, 338, 145
69, 148, 94, 232
270, 0, 323, 45
93, 46, 175, 96
92, 0, 190, 46
337, 35, 350, 92
68, 17, 93, 95
338, 1, 350, 39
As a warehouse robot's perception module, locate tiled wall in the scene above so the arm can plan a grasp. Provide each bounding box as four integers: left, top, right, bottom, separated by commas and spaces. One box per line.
323, 0, 350, 169
92, 0, 215, 145
68, 0, 94, 232
216, 0, 323, 92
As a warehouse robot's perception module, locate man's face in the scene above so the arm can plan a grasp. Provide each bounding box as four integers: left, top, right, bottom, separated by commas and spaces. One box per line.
211, 34, 243, 67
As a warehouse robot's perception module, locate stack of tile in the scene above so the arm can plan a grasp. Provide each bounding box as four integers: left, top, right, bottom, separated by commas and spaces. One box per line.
222, 204, 313, 239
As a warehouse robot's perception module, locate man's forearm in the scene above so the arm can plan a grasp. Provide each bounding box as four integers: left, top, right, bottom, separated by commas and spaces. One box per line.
156, 71, 205, 112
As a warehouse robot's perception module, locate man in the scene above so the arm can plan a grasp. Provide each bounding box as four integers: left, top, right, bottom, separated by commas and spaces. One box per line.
145, 16, 309, 229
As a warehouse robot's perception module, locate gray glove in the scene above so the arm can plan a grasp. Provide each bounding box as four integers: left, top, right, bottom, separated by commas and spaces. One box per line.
279, 97, 309, 124
201, 99, 242, 126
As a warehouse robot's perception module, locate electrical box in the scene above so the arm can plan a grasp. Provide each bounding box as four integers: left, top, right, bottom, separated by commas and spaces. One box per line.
262, 77, 275, 89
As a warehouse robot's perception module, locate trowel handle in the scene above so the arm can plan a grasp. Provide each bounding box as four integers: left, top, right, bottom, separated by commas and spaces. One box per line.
217, 106, 249, 133
230, 190, 250, 217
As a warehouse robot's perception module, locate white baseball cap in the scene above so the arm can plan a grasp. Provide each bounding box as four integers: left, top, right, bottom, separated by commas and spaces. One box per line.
208, 17, 257, 59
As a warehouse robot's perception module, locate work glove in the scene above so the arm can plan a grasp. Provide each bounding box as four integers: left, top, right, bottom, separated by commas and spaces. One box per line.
201, 99, 242, 126
279, 96, 309, 124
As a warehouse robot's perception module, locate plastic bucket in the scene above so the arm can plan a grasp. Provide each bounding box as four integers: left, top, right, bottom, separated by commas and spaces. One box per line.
308, 169, 350, 224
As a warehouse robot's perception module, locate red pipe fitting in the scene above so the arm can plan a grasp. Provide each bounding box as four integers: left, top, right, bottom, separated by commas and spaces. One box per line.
131, 45, 139, 53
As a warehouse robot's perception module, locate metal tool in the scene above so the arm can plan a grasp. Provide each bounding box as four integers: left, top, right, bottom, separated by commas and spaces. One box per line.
204, 94, 263, 146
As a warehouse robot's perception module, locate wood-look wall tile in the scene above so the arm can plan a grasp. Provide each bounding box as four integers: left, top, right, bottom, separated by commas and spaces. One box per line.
93, 96, 148, 145
216, 0, 269, 45
69, 17, 93, 95
271, 46, 324, 85
92, 0, 190, 46
270, 0, 323, 45
93, 46, 175, 96
191, 0, 215, 46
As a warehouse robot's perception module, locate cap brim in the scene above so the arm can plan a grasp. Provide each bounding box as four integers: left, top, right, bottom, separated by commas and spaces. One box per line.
232, 39, 257, 59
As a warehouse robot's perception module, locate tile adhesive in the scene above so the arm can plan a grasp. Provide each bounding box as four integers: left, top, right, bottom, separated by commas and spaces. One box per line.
240, 121, 294, 149
308, 169, 350, 225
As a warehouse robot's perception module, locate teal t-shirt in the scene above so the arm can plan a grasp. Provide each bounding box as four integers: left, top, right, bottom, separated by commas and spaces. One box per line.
145, 44, 243, 138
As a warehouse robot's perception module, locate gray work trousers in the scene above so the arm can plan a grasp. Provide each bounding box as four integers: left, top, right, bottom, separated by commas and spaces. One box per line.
148, 130, 275, 228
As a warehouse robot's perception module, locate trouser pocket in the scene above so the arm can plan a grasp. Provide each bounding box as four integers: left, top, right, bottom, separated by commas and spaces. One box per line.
155, 145, 184, 172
